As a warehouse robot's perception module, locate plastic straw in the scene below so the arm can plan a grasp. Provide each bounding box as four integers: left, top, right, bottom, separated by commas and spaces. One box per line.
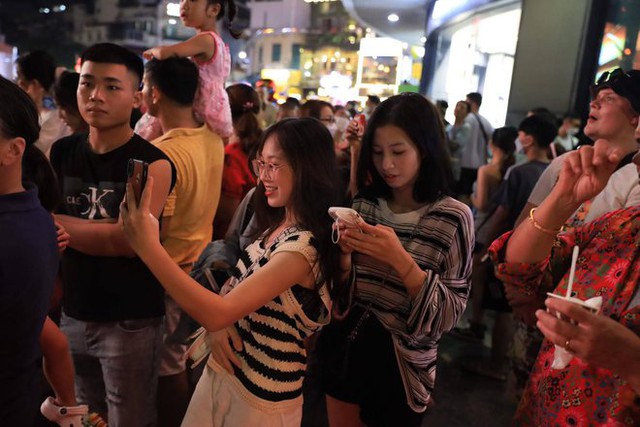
566, 246, 579, 298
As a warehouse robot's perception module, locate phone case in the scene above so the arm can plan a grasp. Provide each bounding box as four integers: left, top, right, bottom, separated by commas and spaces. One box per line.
328, 207, 363, 227
127, 159, 148, 205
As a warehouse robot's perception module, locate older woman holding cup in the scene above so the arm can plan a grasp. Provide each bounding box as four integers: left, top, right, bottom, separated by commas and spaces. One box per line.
488, 139, 640, 425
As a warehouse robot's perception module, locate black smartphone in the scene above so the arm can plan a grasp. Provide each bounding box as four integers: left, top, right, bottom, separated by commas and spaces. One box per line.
127, 158, 149, 205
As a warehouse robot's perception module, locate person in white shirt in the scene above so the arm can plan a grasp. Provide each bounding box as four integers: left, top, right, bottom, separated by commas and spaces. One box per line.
458, 92, 494, 200
553, 111, 581, 151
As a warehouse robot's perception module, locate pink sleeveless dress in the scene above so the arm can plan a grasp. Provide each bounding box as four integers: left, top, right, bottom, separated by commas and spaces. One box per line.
136, 31, 232, 141
192, 31, 232, 139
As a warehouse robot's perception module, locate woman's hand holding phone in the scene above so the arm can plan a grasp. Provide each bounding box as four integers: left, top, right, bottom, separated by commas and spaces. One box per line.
329, 207, 364, 253
127, 159, 148, 206
328, 208, 406, 269
345, 115, 365, 149
340, 221, 408, 269
121, 175, 160, 259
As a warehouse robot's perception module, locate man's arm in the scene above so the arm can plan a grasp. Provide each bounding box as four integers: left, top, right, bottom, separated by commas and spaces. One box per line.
57, 159, 172, 257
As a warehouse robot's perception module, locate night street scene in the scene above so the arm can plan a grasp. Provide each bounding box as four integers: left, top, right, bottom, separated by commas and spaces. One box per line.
1, 0, 639, 426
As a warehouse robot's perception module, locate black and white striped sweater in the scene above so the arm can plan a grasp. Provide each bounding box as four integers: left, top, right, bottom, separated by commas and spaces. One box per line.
211, 226, 330, 412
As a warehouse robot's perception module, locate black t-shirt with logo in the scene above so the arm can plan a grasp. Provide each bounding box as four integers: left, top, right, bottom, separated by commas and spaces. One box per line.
50, 132, 176, 321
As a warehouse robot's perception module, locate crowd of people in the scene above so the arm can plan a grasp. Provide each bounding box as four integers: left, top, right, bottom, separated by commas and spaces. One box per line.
1, 1, 640, 426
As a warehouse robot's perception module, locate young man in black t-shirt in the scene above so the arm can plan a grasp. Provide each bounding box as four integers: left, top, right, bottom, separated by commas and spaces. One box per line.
50, 43, 174, 426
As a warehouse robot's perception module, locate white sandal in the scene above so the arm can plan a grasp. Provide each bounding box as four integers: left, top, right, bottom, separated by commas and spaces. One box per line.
40, 396, 88, 427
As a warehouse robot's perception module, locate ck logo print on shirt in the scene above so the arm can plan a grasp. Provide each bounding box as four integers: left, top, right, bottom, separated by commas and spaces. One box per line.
63, 177, 125, 220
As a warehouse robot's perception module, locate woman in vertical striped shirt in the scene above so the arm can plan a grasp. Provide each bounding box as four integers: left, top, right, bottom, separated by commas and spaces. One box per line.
317, 93, 474, 427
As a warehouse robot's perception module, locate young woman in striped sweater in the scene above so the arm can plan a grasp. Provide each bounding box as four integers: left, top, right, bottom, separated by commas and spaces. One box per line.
122, 117, 342, 426
317, 93, 474, 427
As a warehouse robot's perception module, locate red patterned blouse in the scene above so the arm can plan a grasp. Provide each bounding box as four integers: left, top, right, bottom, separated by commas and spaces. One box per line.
489, 206, 640, 426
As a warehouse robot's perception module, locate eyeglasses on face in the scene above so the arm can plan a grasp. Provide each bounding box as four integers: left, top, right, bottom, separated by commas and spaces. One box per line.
320, 116, 336, 123
251, 159, 288, 177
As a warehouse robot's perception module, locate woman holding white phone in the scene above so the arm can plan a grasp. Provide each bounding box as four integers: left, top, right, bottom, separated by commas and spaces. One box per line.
317, 93, 474, 427
121, 118, 343, 426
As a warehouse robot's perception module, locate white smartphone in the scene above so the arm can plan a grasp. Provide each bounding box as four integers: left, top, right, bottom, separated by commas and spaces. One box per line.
328, 207, 364, 228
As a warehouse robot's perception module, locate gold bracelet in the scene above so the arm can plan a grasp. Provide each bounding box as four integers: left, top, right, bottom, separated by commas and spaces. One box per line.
528, 208, 564, 236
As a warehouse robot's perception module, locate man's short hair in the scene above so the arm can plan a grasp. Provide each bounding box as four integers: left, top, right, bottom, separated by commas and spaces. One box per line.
367, 95, 381, 105
466, 92, 482, 107
519, 115, 558, 148
145, 57, 198, 107
80, 43, 144, 88
529, 107, 559, 127
436, 99, 449, 110
283, 97, 300, 107
16, 50, 57, 91
591, 68, 640, 114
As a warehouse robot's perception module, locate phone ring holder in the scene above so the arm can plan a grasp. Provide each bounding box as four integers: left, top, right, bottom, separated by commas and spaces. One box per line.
332, 218, 342, 244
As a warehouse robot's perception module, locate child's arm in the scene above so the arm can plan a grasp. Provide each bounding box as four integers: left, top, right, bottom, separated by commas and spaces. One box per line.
143, 33, 216, 61
40, 317, 76, 406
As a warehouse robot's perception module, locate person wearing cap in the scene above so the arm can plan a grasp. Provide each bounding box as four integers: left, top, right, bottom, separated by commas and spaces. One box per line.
487, 138, 640, 425
504, 68, 640, 399
520, 68, 640, 229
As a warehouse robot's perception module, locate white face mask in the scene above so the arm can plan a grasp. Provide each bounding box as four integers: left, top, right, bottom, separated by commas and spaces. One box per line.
326, 122, 339, 138
515, 137, 525, 154
335, 116, 350, 133
567, 127, 579, 137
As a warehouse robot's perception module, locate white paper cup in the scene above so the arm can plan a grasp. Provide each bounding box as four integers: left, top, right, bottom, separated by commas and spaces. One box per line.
546, 292, 599, 323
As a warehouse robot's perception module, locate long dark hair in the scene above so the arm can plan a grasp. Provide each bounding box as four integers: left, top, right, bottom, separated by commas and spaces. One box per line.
226, 83, 262, 158
252, 118, 342, 296
357, 93, 453, 203
491, 126, 517, 179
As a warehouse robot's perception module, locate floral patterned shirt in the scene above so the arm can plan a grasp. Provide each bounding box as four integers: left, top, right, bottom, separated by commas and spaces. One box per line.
489, 206, 640, 426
